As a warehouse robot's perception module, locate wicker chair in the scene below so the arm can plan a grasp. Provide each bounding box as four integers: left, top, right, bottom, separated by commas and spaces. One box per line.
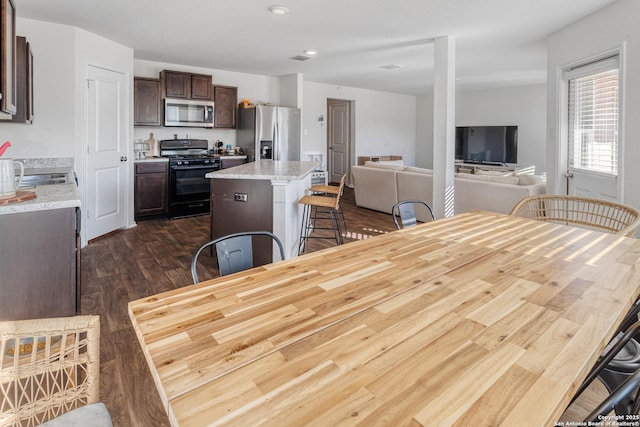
510, 194, 640, 237
0, 315, 112, 427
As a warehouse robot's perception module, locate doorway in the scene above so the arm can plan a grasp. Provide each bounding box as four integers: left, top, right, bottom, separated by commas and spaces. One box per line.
327, 99, 353, 184
562, 53, 622, 201
84, 63, 129, 241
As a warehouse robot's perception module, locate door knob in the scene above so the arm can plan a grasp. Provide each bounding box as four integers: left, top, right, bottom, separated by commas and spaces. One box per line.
564, 171, 574, 179
120, 156, 128, 162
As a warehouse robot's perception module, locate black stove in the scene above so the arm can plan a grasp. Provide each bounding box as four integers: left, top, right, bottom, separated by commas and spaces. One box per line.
160, 139, 221, 219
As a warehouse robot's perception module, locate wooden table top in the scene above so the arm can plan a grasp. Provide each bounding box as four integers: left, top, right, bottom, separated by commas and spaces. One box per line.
129, 211, 640, 426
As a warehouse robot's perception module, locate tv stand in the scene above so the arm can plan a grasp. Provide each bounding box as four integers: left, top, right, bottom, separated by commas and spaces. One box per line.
455, 162, 535, 175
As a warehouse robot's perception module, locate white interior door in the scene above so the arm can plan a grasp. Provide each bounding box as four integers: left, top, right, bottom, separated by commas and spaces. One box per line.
85, 64, 128, 240
327, 99, 350, 184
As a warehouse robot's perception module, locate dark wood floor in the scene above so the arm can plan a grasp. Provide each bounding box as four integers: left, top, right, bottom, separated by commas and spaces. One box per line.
81, 187, 601, 426
81, 187, 397, 426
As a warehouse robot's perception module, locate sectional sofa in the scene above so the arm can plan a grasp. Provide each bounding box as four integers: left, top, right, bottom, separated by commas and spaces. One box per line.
351, 161, 546, 221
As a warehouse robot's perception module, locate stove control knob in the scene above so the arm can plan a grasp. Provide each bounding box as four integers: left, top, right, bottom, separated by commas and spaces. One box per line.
177, 161, 183, 165
184, 160, 189, 165
204, 159, 210, 164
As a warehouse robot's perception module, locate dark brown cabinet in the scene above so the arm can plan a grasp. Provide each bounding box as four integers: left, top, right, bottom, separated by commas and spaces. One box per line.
0, 0, 17, 115
134, 77, 162, 126
220, 157, 246, 169
135, 161, 168, 220
1, 36, 33, 123
213, 85, 237, 128
0, 208, 79, 320
160, 70, 211, 100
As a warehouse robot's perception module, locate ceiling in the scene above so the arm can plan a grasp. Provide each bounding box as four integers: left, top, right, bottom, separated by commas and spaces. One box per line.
16, 0, 617, 95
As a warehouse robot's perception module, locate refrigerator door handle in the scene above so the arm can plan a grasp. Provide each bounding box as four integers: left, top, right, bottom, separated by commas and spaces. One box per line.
273, 118, 279, 161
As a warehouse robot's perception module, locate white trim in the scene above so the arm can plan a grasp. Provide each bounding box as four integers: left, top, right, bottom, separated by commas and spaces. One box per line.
81, 60, 131, 246
556, 45, 625, 200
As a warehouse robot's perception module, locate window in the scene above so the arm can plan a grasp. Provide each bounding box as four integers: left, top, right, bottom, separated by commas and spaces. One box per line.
566, 57, 619, 176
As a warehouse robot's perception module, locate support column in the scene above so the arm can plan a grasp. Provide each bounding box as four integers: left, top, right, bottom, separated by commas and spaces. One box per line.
432, 36, 456, 218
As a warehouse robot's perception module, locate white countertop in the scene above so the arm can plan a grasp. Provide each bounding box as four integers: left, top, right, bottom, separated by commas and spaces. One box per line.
206, 160, 319, 181
0, 183, 81, 215
134, 157, 168, 163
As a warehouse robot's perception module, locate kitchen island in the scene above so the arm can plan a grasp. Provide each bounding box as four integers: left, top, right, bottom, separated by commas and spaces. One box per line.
206, 160, 319, 261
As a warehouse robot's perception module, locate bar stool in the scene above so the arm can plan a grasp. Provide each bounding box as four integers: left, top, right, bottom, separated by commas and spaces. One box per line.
308, 175, 347, 233
298, 174, 346, 255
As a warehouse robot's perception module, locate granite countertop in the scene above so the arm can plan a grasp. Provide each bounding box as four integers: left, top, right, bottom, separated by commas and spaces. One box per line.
206, 160, 319, 181
219, 155, 248, 160
134, 157, 168, 163
0, 183, 81, 216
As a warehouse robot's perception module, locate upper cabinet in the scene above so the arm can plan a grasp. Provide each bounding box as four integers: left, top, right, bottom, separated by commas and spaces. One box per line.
213, 85, 237, 129
0, 0, 17, 115
134, 77, 162, 126
1, 36, 33, 123
160, 70, 211, 100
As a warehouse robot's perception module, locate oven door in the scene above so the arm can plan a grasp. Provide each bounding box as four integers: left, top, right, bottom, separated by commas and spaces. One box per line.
169, 164, 218, 218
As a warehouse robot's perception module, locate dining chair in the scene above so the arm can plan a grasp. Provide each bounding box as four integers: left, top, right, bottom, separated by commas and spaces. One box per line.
510, 194, 640, 237
298, 174, 347, 255
391, 200, 435, 229
0, 315, 112, 426
570, 319, 640, 418
191, 231, 285, 283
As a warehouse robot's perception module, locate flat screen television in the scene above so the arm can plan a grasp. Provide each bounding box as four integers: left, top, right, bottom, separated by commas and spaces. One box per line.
455, 126, 518, 165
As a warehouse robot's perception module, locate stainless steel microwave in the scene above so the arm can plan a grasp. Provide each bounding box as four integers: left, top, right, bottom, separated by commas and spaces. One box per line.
164, 98, 214, 128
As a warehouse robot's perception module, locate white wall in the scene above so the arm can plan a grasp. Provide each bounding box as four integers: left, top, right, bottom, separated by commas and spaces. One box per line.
415, 83, 547, 174
303, 82, 416, 166
1, 19, 76, 159
547, 0, 640, 211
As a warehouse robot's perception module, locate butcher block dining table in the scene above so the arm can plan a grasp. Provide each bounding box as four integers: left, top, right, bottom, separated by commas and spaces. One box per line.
129, 211, 640, 426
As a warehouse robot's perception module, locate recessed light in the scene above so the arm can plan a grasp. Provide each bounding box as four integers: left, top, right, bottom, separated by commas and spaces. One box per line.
269, 5, 289, 15
380, 64, 402, 70
304, 50, 318, 56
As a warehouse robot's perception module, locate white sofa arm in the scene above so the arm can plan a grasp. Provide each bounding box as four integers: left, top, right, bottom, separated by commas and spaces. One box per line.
352, 165, 399, 213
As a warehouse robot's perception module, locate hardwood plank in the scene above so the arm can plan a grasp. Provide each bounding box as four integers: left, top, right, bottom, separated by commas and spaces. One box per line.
82, 188, 613, 425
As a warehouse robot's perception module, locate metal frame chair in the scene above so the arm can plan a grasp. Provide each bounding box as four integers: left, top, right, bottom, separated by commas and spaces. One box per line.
570, 319, 640, 419
0, 315, 112, 426
391, 200, 435, 229
191, 231, 285, 283
510, 194, 640, 237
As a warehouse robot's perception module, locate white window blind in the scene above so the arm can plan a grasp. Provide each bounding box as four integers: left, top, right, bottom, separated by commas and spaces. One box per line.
566, 57, 619, 176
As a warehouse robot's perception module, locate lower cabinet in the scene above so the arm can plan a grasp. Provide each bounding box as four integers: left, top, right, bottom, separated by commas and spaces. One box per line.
135, 161, 168, 220
220, 157, 246, 169
0, 208, 79, 320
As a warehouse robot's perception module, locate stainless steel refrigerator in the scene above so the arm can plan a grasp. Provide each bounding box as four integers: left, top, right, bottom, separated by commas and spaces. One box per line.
237, 106, 301, 162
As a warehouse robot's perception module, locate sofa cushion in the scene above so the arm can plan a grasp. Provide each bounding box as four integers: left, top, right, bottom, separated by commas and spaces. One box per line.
363, 161, 406, 171
456, 173, 520, 185
517, 174, 545, 186
475, 169, 515, 177
403, 166, 433, 174
38, 403, 113, 427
